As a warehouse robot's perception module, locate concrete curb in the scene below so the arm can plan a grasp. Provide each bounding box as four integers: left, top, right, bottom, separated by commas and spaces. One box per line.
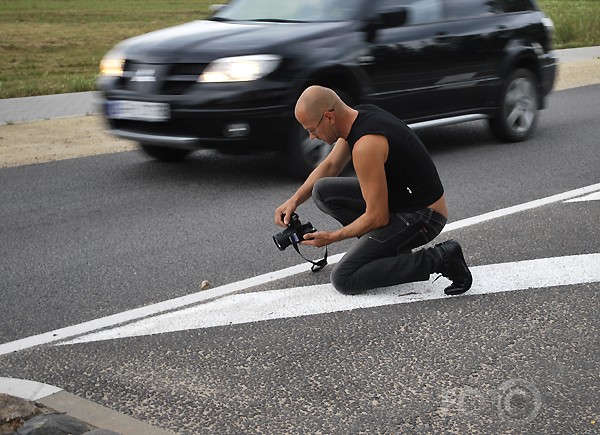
0, 377, 174, 435
0, 91, 101, 125
556, 45, 600, 62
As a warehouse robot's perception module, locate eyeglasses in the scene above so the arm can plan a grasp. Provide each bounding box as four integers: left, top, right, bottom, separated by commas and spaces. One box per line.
306, 108, 334, 135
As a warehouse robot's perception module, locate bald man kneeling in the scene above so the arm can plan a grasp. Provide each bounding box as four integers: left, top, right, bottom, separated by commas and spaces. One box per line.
275, 86, 472, 295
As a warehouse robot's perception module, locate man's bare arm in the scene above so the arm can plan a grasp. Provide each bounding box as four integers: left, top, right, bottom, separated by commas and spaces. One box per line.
302, 135, 389, 246
274, 138, 351, 227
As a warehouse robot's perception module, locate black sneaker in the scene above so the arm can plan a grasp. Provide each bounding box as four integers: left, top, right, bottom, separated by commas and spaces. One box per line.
435, 240, 472, 295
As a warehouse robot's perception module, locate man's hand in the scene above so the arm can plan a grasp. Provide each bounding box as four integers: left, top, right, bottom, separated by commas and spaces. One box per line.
301, 230, 335, 248
274, 200, 297, 227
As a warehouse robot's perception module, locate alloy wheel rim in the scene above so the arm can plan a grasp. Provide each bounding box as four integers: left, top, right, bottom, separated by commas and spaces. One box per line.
504, 77, 537, 134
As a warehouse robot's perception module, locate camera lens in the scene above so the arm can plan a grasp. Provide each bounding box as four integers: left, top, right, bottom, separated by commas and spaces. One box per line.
273, 233, 289, 251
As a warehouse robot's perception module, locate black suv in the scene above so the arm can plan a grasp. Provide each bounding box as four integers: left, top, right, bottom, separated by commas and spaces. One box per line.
97, 0, 556, 177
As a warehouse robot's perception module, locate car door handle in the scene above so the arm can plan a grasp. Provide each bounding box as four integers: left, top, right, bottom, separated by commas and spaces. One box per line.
434, 31, 450, 42
494, 25, 509, 37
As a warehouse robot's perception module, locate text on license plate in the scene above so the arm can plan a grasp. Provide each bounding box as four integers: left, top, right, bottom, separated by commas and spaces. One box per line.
106, 100, 170, 122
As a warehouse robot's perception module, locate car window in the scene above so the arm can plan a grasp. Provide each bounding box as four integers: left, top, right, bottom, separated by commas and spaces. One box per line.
498, 0, 535, 12
213, 0, 363, 22
376, 0, 444, 25
444, 0, 503, 20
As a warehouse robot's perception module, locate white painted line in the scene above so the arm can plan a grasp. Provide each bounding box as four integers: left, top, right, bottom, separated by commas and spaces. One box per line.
1, 182, 599, 355
0, 377, 62, 401
443, 182, 600, 232
0, 257, 340, 356
564, 191, 600, 202
60, 253, 600, 344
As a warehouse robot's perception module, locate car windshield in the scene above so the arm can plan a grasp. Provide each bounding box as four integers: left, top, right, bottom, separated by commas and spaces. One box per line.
212, 0, 363, 23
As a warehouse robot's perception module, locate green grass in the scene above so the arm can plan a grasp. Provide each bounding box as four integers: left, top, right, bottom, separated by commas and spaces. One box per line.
0, 0, 598, 98
0, 0, 215, 98
538, 0, 600, 48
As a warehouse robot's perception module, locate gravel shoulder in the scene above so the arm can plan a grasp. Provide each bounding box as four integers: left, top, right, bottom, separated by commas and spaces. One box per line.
1, 58, 599, 169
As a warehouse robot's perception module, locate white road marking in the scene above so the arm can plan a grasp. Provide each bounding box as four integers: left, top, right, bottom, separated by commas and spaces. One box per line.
0, 260, 340, 356
0, 377, 62, 401
1, 182, 599, 355
442, 182, 600, 232
564, 191, 600, 202
61, 253, 600, 344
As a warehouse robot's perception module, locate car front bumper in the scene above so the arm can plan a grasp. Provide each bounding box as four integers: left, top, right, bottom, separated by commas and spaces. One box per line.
98, 79, 296, 151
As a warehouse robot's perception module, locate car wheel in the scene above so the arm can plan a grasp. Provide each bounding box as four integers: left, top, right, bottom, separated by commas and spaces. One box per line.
139, 144, 191, 162
285, 89, 354, 179
285, 125, 331, 179
489, 68, 539, 142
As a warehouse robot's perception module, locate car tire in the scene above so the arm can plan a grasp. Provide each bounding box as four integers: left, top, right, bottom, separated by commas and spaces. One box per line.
489, 68, 539, 142
285, 124, 332, 179
139, 144, 191, 162
285, 88, 354, 179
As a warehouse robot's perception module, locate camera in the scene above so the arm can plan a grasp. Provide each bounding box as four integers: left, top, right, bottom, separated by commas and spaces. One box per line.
273, 213, 317, 251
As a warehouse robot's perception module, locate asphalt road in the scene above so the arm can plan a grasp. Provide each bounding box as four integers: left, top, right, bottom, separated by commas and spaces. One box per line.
0, 85, 599, 433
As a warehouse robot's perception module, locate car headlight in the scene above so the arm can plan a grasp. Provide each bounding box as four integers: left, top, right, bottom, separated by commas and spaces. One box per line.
99, 53, 125, 77
198, 55, 281, 83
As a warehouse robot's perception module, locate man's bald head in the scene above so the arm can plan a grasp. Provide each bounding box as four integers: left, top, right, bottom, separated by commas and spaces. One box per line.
295, 85, 340, 124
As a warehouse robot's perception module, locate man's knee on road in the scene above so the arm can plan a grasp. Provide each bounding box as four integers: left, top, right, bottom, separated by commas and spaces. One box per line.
331, 264, 365, 296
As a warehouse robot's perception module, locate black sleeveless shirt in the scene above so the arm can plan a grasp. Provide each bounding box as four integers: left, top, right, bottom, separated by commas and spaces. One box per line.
346, 104, 444, 212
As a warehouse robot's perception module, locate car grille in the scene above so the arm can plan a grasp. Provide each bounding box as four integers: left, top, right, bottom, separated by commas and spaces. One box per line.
121, 61, 208, 95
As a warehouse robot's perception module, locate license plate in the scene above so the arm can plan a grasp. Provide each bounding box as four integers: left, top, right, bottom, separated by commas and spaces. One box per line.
106, 100, 170, 122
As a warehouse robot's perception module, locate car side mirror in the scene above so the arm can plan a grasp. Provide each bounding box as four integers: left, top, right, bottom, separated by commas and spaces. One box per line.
363, 7, 407, 42
209, 4, 227, 14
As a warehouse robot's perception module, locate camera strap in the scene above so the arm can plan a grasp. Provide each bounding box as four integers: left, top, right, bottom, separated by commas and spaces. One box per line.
292, 243, 328, 273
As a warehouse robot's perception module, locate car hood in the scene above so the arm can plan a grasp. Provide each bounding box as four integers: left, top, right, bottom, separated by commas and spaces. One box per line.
116, 19, 353, 63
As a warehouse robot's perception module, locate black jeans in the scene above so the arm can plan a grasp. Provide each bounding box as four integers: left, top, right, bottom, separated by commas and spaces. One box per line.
313, 177, 447, 294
